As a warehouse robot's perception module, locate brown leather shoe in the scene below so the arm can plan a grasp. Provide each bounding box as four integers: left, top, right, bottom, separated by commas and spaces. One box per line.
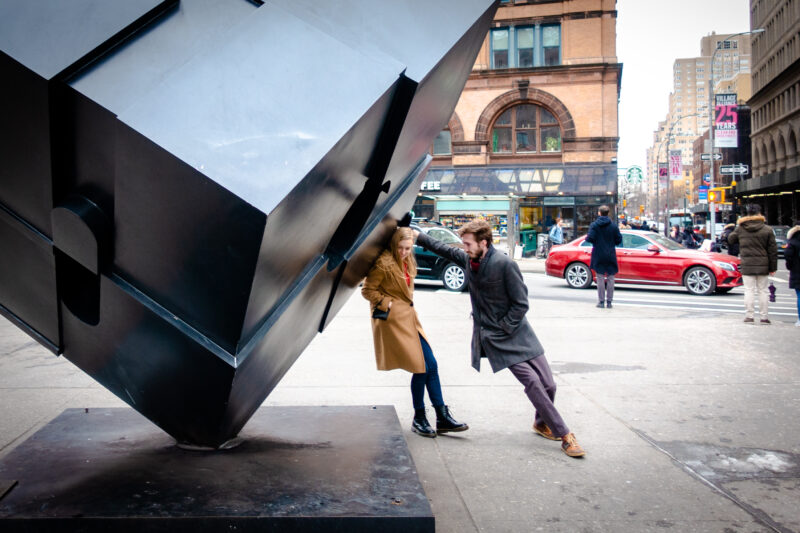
760, 319, 771, 324
533, 423, 559, 441
743, 317, 755, 323
561, 433, 586, 457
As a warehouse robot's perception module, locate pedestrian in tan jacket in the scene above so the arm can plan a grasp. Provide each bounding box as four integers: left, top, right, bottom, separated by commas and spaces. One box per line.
728, 204, 778, 324
362, 227, 468, 438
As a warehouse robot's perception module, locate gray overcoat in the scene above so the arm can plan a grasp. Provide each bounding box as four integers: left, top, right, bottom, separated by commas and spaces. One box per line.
416, 232, 544, 372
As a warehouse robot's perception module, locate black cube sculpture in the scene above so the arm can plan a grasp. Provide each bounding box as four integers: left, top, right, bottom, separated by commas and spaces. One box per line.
0, 0, 497, 447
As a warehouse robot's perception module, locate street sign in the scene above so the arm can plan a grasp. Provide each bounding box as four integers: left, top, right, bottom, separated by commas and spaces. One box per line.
700, 153, 723, 161
720, 164, 749, 175
702, 173, 710, 185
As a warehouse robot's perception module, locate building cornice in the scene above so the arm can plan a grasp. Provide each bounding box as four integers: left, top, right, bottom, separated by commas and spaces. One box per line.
470, 62, 622, 80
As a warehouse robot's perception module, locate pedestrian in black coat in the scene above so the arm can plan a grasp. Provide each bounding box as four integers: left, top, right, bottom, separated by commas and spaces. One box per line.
681, 227, 698, 249
720, 223, 738, 256
586, 205, 622, 308
785, 225, 800, 326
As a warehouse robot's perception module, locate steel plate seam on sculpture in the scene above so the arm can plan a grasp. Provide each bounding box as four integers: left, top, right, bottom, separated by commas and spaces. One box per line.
109, 272, 236, 366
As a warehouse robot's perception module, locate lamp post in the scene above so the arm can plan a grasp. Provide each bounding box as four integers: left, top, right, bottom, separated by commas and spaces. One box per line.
655, 114, 700, 234
707, 28, 764, 240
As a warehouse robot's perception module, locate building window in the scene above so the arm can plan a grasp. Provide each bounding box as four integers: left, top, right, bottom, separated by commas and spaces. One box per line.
491, 28, 510, 68
490, 24, 561, 69
542, 24, 561, 66
491, 104, 561, 154
517, 26, 534, 67
432, 129, 452, 155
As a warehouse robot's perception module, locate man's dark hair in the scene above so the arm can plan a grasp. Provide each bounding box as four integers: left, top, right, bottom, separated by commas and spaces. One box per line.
458, 220, 493, 245
745, 204, 761, 216
598, 205, 610, 216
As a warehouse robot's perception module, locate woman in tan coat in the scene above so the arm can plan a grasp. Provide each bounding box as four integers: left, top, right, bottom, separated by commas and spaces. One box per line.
362, 227, 468, 438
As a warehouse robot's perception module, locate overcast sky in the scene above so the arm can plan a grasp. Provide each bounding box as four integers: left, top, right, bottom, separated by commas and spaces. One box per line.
616, 0, 751, 172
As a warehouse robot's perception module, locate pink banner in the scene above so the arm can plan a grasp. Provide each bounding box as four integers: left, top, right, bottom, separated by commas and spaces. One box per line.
668, 150, 682, 181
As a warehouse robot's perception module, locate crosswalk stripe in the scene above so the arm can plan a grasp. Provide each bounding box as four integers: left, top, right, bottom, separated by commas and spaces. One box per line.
612, 298, 796, 310
610, 301, 797, 316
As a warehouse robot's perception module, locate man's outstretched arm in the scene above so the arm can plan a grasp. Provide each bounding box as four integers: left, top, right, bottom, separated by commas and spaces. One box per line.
414, 231, 469, 268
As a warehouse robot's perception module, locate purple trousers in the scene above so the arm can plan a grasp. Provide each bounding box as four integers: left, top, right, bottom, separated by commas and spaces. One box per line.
508, 356, 569, 438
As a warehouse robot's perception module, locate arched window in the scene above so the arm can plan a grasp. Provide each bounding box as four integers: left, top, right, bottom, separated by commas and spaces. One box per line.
491, 104, 561, 154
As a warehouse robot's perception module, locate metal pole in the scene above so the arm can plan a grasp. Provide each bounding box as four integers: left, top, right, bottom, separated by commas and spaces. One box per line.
655, 164, 660, 232
709, 47, 717, 241
706, 29, 764, 239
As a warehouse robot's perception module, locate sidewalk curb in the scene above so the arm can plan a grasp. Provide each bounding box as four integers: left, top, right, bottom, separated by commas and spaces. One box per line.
515, 257, 546, 274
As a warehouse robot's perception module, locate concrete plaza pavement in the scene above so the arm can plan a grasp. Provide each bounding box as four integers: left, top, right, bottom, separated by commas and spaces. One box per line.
1, 266, 799, 532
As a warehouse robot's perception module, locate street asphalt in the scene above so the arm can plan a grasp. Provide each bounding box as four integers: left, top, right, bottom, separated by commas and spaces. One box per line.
1, 260, 798, 532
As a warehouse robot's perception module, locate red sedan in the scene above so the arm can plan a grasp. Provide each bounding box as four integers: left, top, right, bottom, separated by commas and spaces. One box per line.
544, 230, 742, 296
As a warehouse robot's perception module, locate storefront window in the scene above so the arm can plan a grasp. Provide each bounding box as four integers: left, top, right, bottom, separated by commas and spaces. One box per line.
575, 205, 595, 238
520, 205, 543, 232
491, 104, 561, 155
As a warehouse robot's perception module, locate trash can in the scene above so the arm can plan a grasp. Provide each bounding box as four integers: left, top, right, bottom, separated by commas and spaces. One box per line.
520, 230, 537, 256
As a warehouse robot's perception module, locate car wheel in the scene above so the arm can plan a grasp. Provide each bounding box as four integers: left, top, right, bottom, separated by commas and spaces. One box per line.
684, 266, 715, 296
441, 263, 466, 292
565, 262, 592, 289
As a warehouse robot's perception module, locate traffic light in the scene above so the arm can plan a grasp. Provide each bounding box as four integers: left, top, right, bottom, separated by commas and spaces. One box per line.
639, 204, 644, 214
709, 187, 726, 203
623, 199, 627, 207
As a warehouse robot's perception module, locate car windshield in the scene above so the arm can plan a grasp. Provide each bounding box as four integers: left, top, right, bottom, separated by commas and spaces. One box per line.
647, 233, 684, 250
773, 226, 789, 239
426, 227, 461, 244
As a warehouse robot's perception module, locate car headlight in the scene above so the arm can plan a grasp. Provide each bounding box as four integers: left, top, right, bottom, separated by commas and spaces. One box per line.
713, 261, 735, 271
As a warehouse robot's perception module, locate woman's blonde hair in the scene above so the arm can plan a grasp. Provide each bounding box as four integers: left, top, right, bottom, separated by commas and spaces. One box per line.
389, 227, 417, 278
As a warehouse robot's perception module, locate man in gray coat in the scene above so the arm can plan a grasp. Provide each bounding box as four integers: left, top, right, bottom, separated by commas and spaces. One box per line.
414, 220, 585, 457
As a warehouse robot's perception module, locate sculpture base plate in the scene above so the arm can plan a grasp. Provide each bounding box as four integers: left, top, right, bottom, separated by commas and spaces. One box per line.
0, 406, 433, 532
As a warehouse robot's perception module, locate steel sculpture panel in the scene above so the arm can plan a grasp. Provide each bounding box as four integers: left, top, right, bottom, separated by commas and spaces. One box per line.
0, 0, 498, 447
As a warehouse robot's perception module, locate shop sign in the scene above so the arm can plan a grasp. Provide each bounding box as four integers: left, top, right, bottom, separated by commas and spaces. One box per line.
420, 180, 441, 192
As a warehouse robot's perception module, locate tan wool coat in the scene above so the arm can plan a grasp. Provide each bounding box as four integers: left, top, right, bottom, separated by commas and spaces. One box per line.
361, 251, 426, 373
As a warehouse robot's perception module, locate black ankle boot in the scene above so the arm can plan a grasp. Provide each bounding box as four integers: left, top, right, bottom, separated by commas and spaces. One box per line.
434, 405, 469, 434
411, 409, 436, 438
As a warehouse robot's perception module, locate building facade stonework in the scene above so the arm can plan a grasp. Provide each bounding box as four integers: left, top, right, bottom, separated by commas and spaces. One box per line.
744, 0, 800, 226
418, 0, 621, 249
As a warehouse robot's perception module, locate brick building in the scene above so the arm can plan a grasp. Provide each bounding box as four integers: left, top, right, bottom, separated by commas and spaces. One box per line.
414, 0, 621, 248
